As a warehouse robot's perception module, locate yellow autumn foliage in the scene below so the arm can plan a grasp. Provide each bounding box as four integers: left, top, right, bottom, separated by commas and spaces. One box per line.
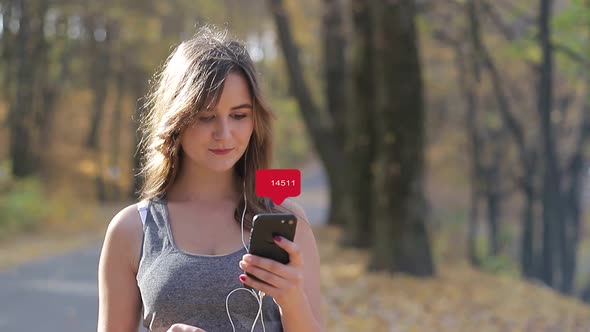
316, 226, 590, 332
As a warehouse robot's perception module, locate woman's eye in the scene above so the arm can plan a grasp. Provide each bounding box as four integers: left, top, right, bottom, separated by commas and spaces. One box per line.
198, 116, 214, 122
232, 114, 247, 120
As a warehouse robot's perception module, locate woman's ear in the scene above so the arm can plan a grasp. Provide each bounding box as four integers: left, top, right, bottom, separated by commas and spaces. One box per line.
170, 130, 179, 144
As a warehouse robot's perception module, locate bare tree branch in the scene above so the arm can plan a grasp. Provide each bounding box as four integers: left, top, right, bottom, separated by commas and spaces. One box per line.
552, 42, 590, 67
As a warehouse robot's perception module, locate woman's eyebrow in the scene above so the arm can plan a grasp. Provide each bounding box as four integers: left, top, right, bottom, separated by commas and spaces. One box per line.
204, 103, 253, 113
230, 103, 253, 110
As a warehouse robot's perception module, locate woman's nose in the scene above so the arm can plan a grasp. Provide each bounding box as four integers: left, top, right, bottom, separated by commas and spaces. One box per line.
213, 118, 231, 140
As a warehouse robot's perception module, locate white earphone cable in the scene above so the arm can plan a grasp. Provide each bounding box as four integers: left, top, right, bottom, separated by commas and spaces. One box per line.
225, 147, 266, 332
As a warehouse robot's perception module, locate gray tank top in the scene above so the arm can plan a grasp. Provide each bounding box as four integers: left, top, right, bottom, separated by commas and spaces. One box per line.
136, 196, 283, 332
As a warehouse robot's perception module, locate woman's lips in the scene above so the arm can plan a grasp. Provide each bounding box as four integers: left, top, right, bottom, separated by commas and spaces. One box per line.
209, 148, 234, 155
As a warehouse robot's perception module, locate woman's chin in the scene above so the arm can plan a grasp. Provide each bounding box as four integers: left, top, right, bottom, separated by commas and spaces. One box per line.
206, 161, 239, 174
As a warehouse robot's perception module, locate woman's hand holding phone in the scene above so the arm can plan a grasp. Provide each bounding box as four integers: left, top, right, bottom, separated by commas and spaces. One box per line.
238, 235, 307, 311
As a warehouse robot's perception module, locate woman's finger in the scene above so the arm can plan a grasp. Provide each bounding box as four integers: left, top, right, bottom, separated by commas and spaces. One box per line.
239, 260, 290, 288
272, 236, 303, 266
241, 254, 298, 280
239, 273, 277, 298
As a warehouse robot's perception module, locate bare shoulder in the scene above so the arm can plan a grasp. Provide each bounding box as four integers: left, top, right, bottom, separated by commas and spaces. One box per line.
279, 200, 323, 326
105, 203, 143, 240
98, 203, 144, 331
103, 203, 144, 273
279, 198, 315, 242
280, 198, 310, 225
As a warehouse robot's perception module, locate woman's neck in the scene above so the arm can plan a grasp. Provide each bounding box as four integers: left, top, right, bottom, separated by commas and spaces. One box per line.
168, 166, 241, 203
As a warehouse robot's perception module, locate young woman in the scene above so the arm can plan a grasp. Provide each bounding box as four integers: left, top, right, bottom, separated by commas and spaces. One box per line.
97, 27, 323, 332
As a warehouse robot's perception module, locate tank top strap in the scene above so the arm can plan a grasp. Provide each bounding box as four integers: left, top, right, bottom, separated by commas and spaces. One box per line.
137, 200, 149, 227
137, 196, 174, 283
147, 196, 174, 250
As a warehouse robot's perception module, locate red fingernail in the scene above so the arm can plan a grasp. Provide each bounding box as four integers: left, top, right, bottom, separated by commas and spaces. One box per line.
239, 275, 247, 282
274, 236, 282, 242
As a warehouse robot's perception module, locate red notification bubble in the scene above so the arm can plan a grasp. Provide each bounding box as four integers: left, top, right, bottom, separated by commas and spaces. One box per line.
255, 169, 301, 205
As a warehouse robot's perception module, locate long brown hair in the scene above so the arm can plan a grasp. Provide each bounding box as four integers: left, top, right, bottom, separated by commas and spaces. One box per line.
137, 26, 286, 228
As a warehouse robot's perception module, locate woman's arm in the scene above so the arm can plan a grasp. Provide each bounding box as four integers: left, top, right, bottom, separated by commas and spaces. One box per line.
239, 199, 324, 332
97, 205, 144, 332
277, 206, 324, 332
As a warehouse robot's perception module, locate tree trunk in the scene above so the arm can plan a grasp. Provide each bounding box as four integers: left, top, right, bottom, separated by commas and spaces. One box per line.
9, 0, 37, 177
32, 0, 54, 158
483, 136, 504, 257
468, 184, 481, 265
340, 0, 375, 248
322, 0, 352, 229
466, 0, 543, 280
267, 0, 351, 226
109, 54, 125, 201
39, 13, 71, 148
560, 1, 590, 296
85, 15, 112, 151
561, 100, 590, 294
323, 0, 347, 142
484, 168, 501, 256
1, 0, 15, 104
452, 39, 482, 266
579, 49, 590, 300
369, 0, 435, 276
562, 160, 580, 294
537, 0, 564, 290
583, 283, 590, 304
520, 168, 538, 279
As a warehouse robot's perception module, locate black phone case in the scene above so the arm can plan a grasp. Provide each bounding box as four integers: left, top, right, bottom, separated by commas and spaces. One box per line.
248, 213, 298, 265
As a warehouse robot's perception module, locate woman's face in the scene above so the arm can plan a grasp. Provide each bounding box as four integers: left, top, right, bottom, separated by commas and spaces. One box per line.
180, 72, 254, 174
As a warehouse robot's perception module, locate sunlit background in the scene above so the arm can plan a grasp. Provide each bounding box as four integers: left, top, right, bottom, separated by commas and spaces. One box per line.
0, 0, 590, 331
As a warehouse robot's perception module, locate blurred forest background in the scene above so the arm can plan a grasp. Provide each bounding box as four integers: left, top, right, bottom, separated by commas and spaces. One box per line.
1, 0, 590, 330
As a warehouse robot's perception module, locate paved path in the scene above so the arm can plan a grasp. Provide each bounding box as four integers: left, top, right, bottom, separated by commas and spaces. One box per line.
291, 160, 329, 226
0, 245, 102, 331
0, 161, 329, 332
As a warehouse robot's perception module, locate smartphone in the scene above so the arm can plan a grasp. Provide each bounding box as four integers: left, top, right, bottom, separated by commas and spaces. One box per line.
248, 213, 298, 265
